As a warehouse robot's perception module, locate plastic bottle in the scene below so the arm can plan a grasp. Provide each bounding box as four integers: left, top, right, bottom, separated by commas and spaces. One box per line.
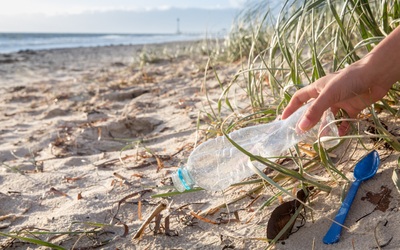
172, 102, 339, 192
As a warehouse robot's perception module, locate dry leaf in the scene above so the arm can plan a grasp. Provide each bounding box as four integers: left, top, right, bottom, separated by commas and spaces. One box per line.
117, 222, 129, 238
267, 188, 312, 240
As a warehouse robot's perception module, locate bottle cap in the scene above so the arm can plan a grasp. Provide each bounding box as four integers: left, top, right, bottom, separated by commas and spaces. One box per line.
171, 167, 194, 192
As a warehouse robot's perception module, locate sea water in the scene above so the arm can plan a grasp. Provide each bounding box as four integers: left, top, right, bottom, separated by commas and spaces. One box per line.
0, 33, 205, 54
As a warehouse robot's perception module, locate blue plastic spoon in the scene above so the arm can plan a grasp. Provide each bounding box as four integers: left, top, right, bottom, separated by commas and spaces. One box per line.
323, 150, 380, 244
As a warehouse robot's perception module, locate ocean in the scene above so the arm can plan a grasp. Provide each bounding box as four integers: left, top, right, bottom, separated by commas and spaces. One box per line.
0, 33, 205, 54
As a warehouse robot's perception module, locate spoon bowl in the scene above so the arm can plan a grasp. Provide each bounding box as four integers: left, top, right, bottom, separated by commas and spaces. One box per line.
353, 150, 380, 181
323, 150, 380, 244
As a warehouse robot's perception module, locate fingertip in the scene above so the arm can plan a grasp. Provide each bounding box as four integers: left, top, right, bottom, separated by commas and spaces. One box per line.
282, 99, 303, 120
282, 85, 320, 120
281, 108, 292, 120
298, 117, 311, 131
298, 100, 333, 133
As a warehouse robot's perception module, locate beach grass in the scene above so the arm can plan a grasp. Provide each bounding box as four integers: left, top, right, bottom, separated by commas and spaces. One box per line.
195, 0, 400, 247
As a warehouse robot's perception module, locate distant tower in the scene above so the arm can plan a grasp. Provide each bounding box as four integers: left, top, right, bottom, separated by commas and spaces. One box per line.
176, 18, 181, 34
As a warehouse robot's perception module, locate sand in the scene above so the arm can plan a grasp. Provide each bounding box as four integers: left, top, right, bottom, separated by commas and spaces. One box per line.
0, 42, 399, 250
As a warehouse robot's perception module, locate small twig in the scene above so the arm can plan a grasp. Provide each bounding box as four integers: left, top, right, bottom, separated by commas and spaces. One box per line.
113, 172, 132, 186
63, 174, 86, 183
336, 138, 353, 167
138, 201, 142, 221
153, 214, 162, 235
190, 211, 218, 224
132, 203, 166, 239
374, 221, 382, 250
71, 230, 87, 250
373, 237, 393, 249
110, 189, 151, 224
45, 187, 68, 197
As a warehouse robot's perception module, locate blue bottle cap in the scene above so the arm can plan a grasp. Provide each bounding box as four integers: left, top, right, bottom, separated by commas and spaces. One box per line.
178, 168, 191, 190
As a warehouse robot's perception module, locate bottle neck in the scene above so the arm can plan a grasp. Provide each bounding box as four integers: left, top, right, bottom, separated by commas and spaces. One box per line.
172, 167, 195, 192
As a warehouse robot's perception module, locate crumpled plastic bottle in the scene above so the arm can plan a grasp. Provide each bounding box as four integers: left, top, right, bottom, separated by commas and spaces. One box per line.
172, 102, 339, 192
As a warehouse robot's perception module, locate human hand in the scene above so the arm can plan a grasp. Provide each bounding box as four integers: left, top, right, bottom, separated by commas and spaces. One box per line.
281, 62, 391, 136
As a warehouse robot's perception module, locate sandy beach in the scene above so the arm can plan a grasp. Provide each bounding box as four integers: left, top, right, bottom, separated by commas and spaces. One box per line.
1, 41, 400, 250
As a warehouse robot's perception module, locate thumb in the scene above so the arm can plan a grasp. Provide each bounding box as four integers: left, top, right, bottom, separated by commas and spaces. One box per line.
298, 94, 334, 131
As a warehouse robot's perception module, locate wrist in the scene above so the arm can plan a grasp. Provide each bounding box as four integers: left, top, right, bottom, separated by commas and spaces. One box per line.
354, 55, 378, 85
351, 52, 393, 90
356, 28, 400, 89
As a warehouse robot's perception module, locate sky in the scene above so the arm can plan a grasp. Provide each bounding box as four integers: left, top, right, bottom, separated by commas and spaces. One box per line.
0, 0, 247, 34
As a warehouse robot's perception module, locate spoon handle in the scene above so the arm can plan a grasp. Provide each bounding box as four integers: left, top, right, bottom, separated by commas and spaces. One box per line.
323, 179, 361, 244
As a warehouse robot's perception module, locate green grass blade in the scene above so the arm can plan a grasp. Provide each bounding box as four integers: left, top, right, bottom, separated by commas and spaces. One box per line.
0, 161, 25, 175
381, 0, 391, 33
0, 232, 67, 250
380, 99, 397, 115
371, 104, 400, 151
